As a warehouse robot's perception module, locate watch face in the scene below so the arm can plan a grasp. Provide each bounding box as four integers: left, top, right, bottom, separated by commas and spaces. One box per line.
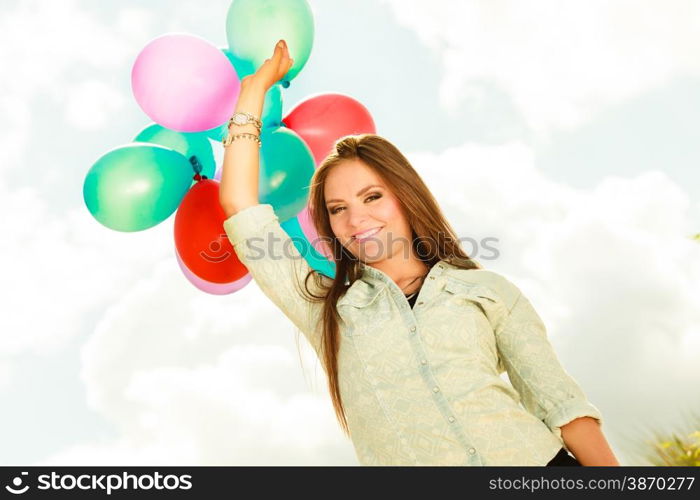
233, 115, 247, 125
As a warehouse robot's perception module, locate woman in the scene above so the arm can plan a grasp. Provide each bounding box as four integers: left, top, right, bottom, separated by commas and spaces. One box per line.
219, 39, 620, 467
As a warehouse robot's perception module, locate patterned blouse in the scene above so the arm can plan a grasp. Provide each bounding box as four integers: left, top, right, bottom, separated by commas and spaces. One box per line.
223, 203, 604, 466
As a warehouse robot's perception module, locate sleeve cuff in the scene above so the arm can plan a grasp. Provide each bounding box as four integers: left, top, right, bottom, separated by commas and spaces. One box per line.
222, 203, 277, 248
544, 397, 604, 441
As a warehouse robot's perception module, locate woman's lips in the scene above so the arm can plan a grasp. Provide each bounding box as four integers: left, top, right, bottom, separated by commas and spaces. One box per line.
352, 226, 383, 242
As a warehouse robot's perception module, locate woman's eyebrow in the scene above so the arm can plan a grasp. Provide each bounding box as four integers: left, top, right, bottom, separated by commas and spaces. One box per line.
326, 185, 383, 205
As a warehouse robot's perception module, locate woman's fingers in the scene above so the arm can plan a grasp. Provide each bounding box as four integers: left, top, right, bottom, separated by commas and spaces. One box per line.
273, 40, 284, 61
274, 40, 292, 78
277, 52, 289, 73
285, 43, 293, 67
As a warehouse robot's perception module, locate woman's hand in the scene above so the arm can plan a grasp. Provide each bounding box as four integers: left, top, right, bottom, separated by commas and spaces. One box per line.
241, 39, 293, 93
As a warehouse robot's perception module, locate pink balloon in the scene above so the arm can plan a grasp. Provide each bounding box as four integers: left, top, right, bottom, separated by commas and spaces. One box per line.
132, 33, 240, 132
297, 205, 333, 258
175, 246, 252, 295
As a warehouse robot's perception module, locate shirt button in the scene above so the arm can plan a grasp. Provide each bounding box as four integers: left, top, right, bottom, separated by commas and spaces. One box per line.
410, 326, 416, 332
468, 448, 476, 454
420, 359, 427, 365
448, 416, 455, 422
432, 386, 440, 393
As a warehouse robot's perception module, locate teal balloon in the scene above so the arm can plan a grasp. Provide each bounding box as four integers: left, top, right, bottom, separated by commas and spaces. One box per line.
281, 215, 336, 278
134, 123, 214, 187
84, 144, 193, 232
259, 126, 315, 222
225, 0, 314, 86
260, 81, 284, 129
200, 122, 228, 142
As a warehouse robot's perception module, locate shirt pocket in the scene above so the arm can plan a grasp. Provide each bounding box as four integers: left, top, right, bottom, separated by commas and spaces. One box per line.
337, 284, 392, 337
440, 276, 507, 358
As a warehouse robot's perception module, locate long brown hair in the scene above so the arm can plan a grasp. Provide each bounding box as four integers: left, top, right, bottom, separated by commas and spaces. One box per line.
298, 133, 481, 436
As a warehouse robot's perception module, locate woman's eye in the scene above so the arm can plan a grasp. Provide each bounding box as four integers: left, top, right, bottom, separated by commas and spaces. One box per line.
330, 193, 381, 215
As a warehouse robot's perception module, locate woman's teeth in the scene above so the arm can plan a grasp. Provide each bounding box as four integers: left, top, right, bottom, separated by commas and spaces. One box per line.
354, 227, 381, 241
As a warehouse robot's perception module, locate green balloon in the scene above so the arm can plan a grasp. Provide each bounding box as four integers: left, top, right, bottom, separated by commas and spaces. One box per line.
84, 144, 193, 232
134, 123, 214, 187
225, 0, 314, 85
259, 126, 315, 222
280, 215, 336, 279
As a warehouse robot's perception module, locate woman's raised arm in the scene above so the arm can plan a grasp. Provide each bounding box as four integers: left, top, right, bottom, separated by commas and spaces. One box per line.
219, 39, 294, 216
218, 41, 327, 354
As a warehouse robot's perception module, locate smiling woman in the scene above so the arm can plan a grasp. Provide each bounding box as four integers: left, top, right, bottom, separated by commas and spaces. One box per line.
291, 134, 485, 434
218, 42, 617, 465
323, 160, 425, 274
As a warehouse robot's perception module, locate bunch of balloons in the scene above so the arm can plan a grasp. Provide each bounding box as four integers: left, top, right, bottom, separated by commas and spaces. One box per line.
83, 0, 376, 295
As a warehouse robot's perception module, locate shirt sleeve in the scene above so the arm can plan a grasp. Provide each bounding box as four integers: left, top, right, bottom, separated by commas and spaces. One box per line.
494, 283, 604, 441
222, 203, 328, 356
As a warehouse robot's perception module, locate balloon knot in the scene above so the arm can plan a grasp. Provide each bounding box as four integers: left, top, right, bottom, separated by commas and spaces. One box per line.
189, 155, 203, 174
193, 173, 203, 181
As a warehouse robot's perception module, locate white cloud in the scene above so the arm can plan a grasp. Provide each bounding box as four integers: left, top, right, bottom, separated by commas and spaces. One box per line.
0, 1, 154, 175
36, 257, 355, 465
380, 0, 700, 140
0, 181, 174, 356
0, 0, 149, 98
0, 96, 30, 178
0, 361, 12, 392
65, 79, 129, 130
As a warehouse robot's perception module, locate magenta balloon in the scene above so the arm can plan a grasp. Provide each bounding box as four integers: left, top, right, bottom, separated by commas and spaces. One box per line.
175, 246, 252, 295
132, 33, 240, 132
297, 205, 333, 258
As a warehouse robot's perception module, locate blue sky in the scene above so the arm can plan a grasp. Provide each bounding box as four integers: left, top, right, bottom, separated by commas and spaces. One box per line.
1, 0, 699, 465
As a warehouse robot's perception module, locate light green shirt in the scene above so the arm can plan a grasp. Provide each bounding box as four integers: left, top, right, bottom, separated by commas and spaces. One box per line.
223, 203, 604, 466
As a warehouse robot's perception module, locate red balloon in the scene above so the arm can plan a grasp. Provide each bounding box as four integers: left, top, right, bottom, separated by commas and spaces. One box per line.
282, 93, 376, 165
174, 179, 248, 283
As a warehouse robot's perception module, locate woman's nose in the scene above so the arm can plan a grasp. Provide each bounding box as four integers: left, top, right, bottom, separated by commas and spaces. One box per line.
347, 207, 370, 230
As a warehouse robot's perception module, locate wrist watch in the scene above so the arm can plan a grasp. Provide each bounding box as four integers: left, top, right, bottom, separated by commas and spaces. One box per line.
228, 111, 262, 131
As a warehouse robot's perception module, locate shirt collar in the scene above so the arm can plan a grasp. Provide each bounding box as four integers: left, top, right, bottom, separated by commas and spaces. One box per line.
339, 259, 451, 309
358, 258, 450, 284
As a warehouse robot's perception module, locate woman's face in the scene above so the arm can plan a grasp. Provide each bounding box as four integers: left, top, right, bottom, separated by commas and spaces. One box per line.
324, 159, 412, 264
